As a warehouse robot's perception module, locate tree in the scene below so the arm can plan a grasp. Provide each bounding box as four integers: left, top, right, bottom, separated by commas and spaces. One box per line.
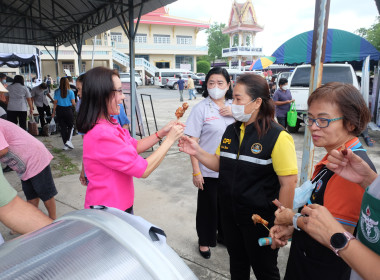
356, 16, 380, 51
197, 60, 211, 74
206, 22, 230, 63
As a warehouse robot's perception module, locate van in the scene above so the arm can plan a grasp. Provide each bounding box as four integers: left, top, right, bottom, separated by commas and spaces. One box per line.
120, 73, 143, 87
287, 63, 359, 132
154, 69, 194, 87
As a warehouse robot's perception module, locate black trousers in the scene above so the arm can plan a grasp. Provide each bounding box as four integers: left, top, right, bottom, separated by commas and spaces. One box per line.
222, 209, 280, 280
56, 106, 73, 144
196, 177, 223, 247
277, 116, 287, 129
7, 110, 27, 130
37, 104, 52, 127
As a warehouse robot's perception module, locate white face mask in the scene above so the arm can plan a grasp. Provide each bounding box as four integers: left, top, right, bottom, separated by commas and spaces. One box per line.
282, 85, 289, 90
208, 87, 227, 100
231, 100, 255, 122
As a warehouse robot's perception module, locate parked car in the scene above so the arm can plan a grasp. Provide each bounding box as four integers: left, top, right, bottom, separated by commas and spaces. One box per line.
195, 73, 206, 78
119, 73, 143, 87
287, 63, 359, 133
164, 74, 203, 93
154, 68, 194, 87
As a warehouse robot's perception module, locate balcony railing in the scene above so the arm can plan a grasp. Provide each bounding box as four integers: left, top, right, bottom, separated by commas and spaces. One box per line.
222, 46, 263, 57
115, 43, 208, 52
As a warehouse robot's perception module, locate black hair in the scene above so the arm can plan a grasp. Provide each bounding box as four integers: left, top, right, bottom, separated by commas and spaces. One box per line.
202, 67, 233, 100
39, 83, 48, 89
0, 73, 6, 79
76, 74, 85, 84
236, 74, 275, 138
76, 67, 119, 133
59, 77, 69, 98
279, 78, 288, 86
12, 75, 24, 85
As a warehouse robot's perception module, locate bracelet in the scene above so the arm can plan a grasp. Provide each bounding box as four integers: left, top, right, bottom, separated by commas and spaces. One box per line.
193, 171, 201, 177
155, 131, 162, 140
293, 213, 302, 231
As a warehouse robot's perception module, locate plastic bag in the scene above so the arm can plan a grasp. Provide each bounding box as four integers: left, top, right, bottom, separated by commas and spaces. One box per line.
287, 102, 297, 127
49, 118, 56, 134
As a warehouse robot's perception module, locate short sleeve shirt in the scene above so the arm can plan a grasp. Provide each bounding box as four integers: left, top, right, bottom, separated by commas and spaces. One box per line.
185, 97, 235, 178
273, 89, 292, 117
0, 119, 53, 180
215, 125, 298, 177
31, 86, 49, 107
83, 118, 148, 210
0, 167, 17, 207
177, 79, 185, 90
4, 83, 31, 111
54, 89, 75, 106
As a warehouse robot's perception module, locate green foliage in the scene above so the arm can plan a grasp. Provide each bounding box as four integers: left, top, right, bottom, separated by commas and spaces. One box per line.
197, 60, 211, 74
356, 16, 380, 51
206, 22, 230, 62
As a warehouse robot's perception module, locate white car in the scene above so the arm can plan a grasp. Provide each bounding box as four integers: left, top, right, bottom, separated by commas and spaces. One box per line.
119, 73, 143, 87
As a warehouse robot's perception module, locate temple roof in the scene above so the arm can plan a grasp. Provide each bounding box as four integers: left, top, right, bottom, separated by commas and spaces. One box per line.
134, 7, 209, 29
223, 0, 263, 34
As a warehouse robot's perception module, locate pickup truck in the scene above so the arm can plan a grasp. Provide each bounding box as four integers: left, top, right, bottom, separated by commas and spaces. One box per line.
287, 63, 359, 133
163, 74, 203, 93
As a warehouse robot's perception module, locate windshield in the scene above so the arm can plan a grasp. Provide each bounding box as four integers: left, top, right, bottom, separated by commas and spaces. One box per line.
291, 66, 353, 87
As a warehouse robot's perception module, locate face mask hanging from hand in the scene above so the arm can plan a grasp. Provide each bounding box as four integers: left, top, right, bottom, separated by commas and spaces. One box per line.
231, 100, 255, 122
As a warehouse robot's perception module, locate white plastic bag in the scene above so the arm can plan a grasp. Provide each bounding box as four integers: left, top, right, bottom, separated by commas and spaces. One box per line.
49, 118, 56, 134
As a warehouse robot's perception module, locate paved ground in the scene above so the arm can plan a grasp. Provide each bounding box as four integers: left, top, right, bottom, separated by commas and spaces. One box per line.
2, 85, 380, 279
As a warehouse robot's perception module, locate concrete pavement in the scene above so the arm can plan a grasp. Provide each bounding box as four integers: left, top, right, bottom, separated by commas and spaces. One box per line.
2, 85, 380, 279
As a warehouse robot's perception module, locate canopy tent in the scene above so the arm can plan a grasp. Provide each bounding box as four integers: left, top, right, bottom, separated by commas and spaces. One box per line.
0, 53, 38, 68
272, 29, 380, 65
0, 0, 176, 137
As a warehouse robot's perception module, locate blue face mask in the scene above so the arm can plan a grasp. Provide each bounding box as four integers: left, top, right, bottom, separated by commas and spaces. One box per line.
1, 79, 6, 84
293, 169, 327, 209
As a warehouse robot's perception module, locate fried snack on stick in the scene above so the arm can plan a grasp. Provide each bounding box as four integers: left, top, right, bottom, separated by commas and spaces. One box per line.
252, 214, 270, 232
175, 102, 189, 120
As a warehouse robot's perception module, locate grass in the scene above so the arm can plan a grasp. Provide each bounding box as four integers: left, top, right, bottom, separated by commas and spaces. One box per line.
42, 138, 80, 178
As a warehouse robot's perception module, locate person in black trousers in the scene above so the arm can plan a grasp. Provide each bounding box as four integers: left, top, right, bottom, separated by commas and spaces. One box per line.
51, 77, 76, 150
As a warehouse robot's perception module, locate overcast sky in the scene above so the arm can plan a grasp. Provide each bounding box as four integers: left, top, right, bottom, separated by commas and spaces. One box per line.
167, 0, 379, 56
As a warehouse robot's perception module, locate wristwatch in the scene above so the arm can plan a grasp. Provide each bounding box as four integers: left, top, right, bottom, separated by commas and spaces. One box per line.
330, 231, 355, 256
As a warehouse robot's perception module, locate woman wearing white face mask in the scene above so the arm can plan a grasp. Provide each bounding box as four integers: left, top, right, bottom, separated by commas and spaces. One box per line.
184, 67, 235, 259
273, 78, 294, 129
179, 74, 298, 279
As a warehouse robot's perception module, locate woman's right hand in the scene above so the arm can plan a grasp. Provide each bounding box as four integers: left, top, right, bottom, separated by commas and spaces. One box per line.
178, 136, 200, 156
193, 173, 204, 190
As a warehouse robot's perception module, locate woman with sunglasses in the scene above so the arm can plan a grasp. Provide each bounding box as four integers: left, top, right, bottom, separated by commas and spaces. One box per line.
77, 67, 184, 214
270, 82, 376, 280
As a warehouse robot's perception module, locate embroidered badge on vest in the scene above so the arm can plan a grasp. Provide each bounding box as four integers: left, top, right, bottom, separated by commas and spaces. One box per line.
315, 180, 323, 192
251, 143, 262, 154
360, 206, 380, 243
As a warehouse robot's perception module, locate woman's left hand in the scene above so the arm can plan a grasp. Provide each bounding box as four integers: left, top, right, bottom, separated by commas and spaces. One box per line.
219, 105, 232, 117
269, 225, 294, 249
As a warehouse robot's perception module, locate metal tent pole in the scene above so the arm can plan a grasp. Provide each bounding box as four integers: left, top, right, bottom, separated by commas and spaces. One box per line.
299, 0, 330, 185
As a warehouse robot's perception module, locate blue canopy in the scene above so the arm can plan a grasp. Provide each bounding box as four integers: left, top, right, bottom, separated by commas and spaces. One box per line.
272, 29, 380, 64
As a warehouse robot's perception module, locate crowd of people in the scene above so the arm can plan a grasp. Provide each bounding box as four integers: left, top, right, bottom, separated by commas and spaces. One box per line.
0, 67, 379, 280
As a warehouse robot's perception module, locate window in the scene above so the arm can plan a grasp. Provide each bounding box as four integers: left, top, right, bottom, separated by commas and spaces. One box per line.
177, 36, 192, 45
62, 63, 74, 75
175, 55, 194, 71
155, 62, 170, 69
111, 32, 122, 43
136, 33, 147, 43
154, 34, 170, 44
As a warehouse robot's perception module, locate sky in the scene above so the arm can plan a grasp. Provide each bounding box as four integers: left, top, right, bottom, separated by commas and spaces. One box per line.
166, 0, 379, 56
